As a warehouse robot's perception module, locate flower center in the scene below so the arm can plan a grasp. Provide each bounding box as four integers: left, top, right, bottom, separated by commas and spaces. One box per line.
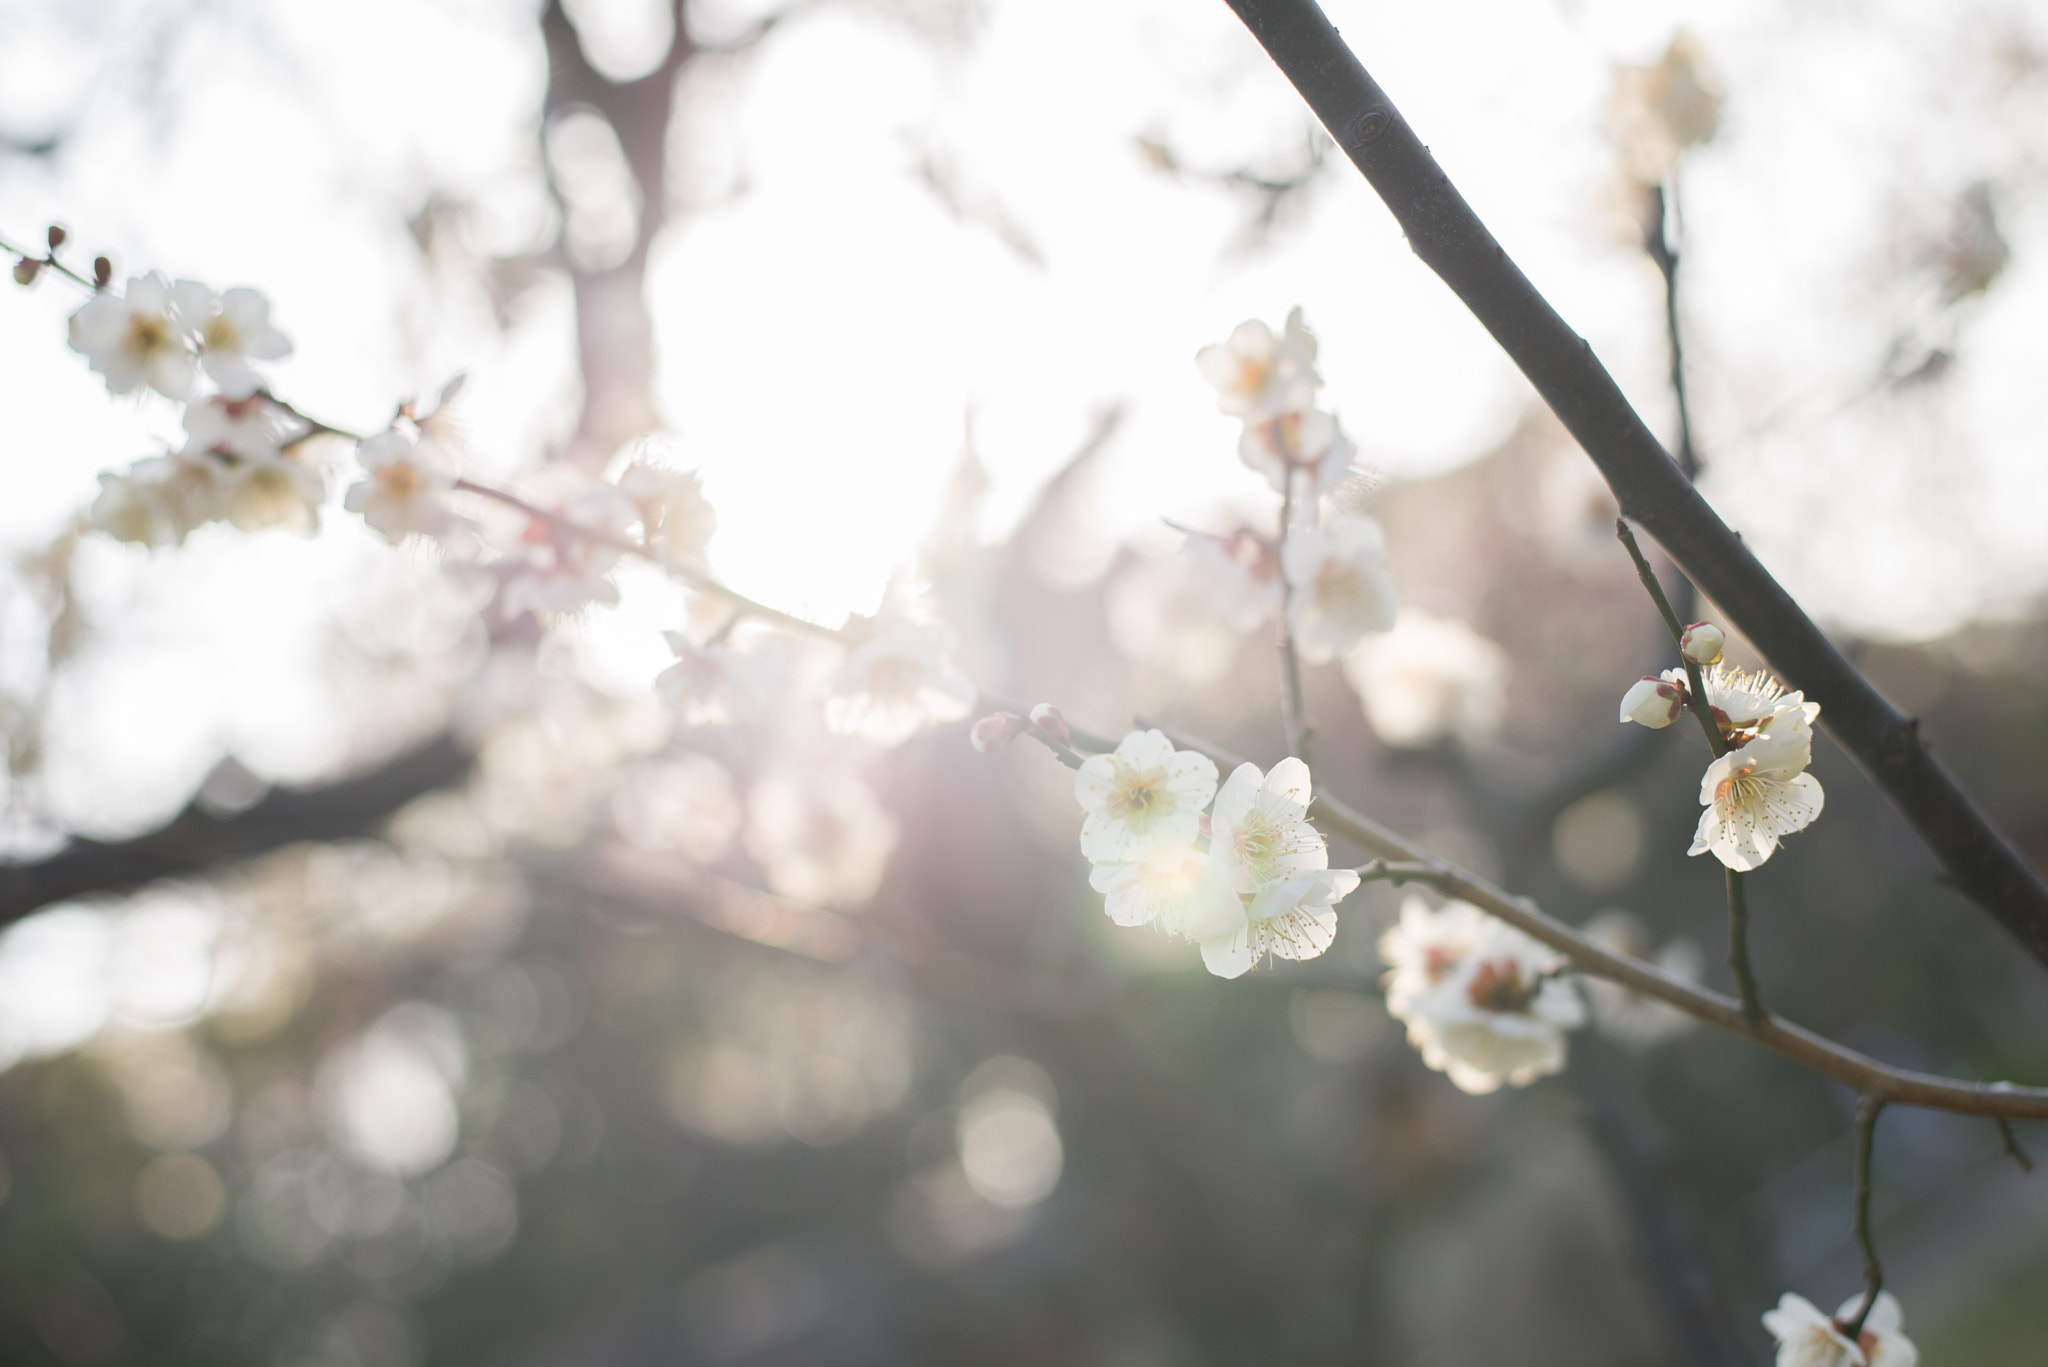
1314, 562, 1370, 617
204, 316, 243, 353
1111, 773, 1164, 821
1232, 812, 1281, 875
1465, 957, 1537, 1013
126, 314, 173, 358
866, 656, 925, 706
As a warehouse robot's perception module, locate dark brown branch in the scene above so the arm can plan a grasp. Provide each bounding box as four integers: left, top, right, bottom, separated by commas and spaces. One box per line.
0, 733, 475, 930
1998, 1116, 2034, 1173
1221, 0, 2048, 970
1839, 1097, 1886, 1341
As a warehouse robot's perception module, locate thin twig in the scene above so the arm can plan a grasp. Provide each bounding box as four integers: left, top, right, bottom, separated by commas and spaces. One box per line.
1275, 474, 1311, 762
1139, 716, 2048, 1120
1641, 185, 1698, 482
1839, 1097, 1887, 1341
1221, 0, 2048, 969
1725, 867, 1764, 1029
1616, 519, 1723, 758
0, 233, 99, 291
1997, 1116, 2034, 1173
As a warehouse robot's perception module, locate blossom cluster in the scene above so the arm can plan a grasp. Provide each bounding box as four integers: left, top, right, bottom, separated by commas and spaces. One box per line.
1073, 730, 1358, 978
1763, 1291, 1918, 1367
1186, 309, 1397, 664
1377, 897, 1585, 1094
1619, 627, 1825, 870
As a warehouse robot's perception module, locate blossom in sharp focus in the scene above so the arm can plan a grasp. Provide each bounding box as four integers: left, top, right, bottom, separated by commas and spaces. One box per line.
1679, 621, 1724, 666
1343, 609, 1508, 748
1762, 1292, 1917, 1367
1582, 910, 1701, 1051
1198, 758, 1356, 978
1237, 407, 1356, 500
1671, 660, 1818, 742
1072, 729, 1218, 863
1380, 901, 1584, 1094
657, 630, 786, 727
1180, 526, 1282, 633
173, 282, 292, 398
824, 621, 976, 747
617, 462, 717, 572
1194, 307, 1321, 419
1690, 715, 1825, 871
182, 395, 301, 463
344, 429, 462, 544
1281, 512, 1397, 663
67, 273, 199, 399
1619, 674, 1689, 728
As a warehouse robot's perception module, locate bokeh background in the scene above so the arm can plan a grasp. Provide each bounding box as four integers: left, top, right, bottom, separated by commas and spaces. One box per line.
3, 0, 2048, 1363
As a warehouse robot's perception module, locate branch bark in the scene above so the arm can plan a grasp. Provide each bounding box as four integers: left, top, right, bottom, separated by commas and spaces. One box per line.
1221, 0, 2048, 969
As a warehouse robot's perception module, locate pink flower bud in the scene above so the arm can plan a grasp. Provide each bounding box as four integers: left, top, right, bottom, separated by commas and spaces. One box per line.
970, 712, 1028, 753
1029, 703, 1071, 747
1680, 621, 1724, 666
1619, 675, 1687, 728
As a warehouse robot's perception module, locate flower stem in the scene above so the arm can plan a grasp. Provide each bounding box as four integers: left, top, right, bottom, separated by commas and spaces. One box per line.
1725, 867, 1765, 1028
1839, 1096, 1887, 1341
1, 233, 99, 291
1276, 474, 1312, 763
1615, 518, 1723, 759
1997, 1117, 2034, 1173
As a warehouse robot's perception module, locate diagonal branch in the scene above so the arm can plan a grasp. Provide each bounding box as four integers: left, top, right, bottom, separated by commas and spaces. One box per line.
1221, 0, 2048, 970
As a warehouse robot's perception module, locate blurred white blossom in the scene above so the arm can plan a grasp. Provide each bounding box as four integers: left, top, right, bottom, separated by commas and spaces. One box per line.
1581, 910, 1700, 1051
499, 485, 637, 619
223, 453, 324, 536
1762, 1291, 1917, 1367
617, 462, 716, 572
745, 766, 898, 908
1089, 843, 1239, 940
1610, 30, 1723, 186
1343, 608, 1508, 747
344, 429, 462, 544
1194, 307, 1320, 419
68, 273, 199, 399
1281, 512, 1397, 663
89, 455, 224, 548
182, 395, 299, 462
1237, 407, 1356, 501
657, 631, 786, 727
175, 282, 292, 398
1180, 526, 1281, 633
1379, 897, 1584, 1094
825, 621, 976, 747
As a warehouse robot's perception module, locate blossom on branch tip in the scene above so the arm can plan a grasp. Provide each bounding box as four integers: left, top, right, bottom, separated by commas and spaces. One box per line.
1237, 406, 1356, 500
1194, 308, 1320, 419
1610, 30, 1724, 186
1690, 714, 1824, 871
344, 429, 461, 545
1379, 898, 1584, 1094
90, 456, 221, 548
173, 282, 291, 399
1619, 674, 1688, 728
1680, 621, 1724, 666
824, 621, 976, 747
67, 273, 199, 399
1281, 512, 1397, 663
1073, 729, 1217, 863
1761, 1292, 1917, 1367
1676, 660, 1820, 743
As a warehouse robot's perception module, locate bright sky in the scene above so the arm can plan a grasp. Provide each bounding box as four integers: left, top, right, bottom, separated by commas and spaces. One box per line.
2, 0, 2044, 837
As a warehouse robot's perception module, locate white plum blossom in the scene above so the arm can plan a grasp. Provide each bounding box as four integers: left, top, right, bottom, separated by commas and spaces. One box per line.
1089, 844, 1241, 942
499, 485, 637, 619
222, 453, 324, 535
1180, 526, 1282, 633
67, 273, 199, 399
1672, 660, 1820, 743
173, 282, 292, 398
1679, 620, 1725, 666
1196, 758, 1356, 978
1343, 609, 1509, 747
1582, 910, 1701, 1051
344, 429, 462, 544
1281, 512, 1397, 663
89, 449, 241, 548
1762, 1292, 1917, 1367
824, 621, 976, 746
1194, 308, 1320, 418
1379, 898, 1585, 1094
1691, 710, 1825, 871
1610, 30, 1724, 186
1619, 674, 1688, 728
1072, 729, 1218, 863
1237, 407, 1356, 500
182, 395, 299, 462
657, 631, 786, 727
617, 462, 716, 572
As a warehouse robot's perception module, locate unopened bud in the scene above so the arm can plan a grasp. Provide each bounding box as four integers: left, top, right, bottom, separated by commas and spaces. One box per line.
1028, 703, 1071, 747
12, 257, 39, 287
1619, 675, 1687, 728
46, 224, 66, 251
1680, 621, 1724, 666
92, 256, 112, 289
970, 711, 1028, 754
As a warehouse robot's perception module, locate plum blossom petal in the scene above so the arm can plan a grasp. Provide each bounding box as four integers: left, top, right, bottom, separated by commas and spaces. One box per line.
1237, 406, 1355, 499
1689, 724, 1825, 870
1194, 307, 1320, 418
177, 282, 292, 398
1281, 512, 1397, 663
1760, 1291, 1917, 1367
824, 621, 976, 747
1073, 730, 1217, 863
68, 273, 198, 399
1090, 845, 1241, 940
344, 429, 463, 544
